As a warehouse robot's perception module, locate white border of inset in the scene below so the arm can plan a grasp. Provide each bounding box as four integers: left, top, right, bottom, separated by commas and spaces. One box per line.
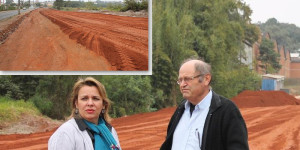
0, 0, 152, 75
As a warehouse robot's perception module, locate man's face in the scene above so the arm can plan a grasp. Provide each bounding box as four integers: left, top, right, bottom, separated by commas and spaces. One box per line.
178, 61, 210, 104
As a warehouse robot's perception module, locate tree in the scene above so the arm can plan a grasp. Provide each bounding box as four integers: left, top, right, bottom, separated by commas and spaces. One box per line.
153, 0, 261, 101
258, 38, 281, 73
100, 76, 158, 117
11, 76, 41, 100
0, 76, 23, 100
35, 2, 41, 7
259, 18, 300, 52
54, 0, 64, 10
23, 1, 30, 8
5, 0, 14, 5
122, 0, 148, 11
30, 76, 77, 119
85, 2, 97, 10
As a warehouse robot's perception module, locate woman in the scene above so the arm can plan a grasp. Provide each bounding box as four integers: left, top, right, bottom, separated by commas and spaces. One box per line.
48, 77, 121, 150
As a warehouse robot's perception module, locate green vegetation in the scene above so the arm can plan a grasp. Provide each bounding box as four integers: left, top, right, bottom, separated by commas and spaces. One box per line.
122, 0, 148, 11
101, 76, 159, 117
54, 0, 64, 10
0, 97, 40, 123
0, 76, 163, 120
153, 0, 261, 105
258, 38, 281, 73
53, 0, 147, 12
0, 4, 17, 11
61, 7, 78, 11
23, 1, 30, 8
258, 18, 300, 52
35, 2, 42, 7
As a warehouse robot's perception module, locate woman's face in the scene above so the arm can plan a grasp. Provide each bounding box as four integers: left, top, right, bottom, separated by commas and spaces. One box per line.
76, 85, 104, 124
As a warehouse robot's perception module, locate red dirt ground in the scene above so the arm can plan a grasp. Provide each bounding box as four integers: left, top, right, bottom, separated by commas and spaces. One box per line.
0, 8, 148, 71
1, 91, 300, 150
232, 90, 300, 108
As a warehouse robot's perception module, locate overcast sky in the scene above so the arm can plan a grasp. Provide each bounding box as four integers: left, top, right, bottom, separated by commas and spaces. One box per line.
243, 0, 300, 27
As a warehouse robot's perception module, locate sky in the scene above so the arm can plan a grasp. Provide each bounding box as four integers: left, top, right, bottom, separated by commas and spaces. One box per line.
243, 0, 300, 27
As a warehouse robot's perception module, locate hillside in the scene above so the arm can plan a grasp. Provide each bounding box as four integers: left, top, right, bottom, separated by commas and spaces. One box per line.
0, 98, 62, 135
258, 18, 300, 52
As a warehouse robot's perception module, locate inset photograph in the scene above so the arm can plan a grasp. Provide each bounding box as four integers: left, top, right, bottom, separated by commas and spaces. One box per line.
0, 0, 149, 71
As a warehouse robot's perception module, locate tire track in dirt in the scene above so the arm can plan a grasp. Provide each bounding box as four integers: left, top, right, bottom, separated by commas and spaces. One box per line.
0, 129, 54, 150
245, 105, 300, 150
40, 9, 148, 71
1, 105, 300, 149
0, 9, 112, 71
0, 135, 49, 149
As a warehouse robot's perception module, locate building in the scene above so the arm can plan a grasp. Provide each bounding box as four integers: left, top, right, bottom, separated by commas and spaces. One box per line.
242, 32, 300, 79
261, 74, 284, 90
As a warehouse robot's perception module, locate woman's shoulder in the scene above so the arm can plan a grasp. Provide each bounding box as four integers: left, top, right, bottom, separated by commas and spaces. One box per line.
53, 118, 79, 135
48, 118, 80, 149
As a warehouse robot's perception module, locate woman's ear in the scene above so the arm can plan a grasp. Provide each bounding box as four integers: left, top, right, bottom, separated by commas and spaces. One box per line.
75, 100, 78, 108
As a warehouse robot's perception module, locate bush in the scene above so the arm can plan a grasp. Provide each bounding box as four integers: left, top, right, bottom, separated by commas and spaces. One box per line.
29, 95, 53, 116
107, 2, 123, 11
122, 0, 148, 12
7, 6, 16, 10
0, 5, 5, 11
0, 97, 40, 123
85, 2, 98, 10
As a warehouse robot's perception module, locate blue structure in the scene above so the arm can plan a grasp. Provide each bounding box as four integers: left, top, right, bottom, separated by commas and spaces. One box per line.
262, 79, 276, 90
261, 74, 284, 91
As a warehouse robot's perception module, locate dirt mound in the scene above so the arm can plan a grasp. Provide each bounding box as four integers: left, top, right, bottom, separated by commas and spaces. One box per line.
0, 114, 62, 150
0, 12, 30, 43
232, 90, 300, 108
0, 114, 62, 135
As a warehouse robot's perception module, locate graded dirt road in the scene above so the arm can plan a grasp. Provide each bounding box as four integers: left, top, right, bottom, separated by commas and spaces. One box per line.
0, 8, 148, 71
1, 91, 299, 150
1, 106, 300, 150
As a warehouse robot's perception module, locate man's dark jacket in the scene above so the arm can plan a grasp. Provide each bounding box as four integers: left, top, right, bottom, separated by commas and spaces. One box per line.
160, 91, 249, 150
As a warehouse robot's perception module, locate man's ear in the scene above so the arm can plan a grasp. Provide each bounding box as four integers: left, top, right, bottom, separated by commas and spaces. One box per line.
204, 74, 212, 86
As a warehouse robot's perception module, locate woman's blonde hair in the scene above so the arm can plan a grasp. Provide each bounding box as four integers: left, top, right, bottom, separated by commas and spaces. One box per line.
69, 77, 112, 123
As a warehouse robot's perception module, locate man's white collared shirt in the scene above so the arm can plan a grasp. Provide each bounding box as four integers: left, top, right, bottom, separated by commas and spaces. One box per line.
172, 90, 212, 150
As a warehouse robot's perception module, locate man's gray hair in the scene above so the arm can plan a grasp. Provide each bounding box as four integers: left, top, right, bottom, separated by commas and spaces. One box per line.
180, 57, 211, 75
180, 57, 212, 84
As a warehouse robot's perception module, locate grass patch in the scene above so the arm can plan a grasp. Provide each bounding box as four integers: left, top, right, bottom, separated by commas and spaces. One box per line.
0, 97, 41, 123
61, 7, 78, 11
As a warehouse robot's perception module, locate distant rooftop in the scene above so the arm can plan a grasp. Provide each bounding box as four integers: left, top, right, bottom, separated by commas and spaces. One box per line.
262, 74, 284, 80
291, 53, 300, 57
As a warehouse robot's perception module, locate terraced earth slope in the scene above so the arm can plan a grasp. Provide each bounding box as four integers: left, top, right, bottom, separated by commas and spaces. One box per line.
0, 8, 148, 71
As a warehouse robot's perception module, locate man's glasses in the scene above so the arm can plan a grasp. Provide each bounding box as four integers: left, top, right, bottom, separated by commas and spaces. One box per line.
177, 74, 204, 85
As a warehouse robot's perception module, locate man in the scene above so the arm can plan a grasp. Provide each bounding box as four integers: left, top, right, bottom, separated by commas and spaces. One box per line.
160, 58, 249, 150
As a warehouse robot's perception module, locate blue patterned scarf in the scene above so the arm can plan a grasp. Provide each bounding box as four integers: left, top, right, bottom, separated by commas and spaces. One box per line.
84, 118, 120, 150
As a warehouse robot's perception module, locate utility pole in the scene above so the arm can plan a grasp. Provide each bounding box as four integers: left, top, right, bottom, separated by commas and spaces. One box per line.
18, 0, 20, 15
